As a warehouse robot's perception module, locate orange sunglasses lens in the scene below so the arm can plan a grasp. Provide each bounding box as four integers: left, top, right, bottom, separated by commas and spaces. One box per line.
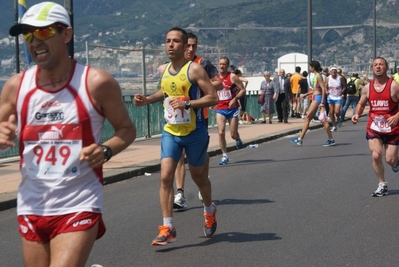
22, 25, 63, 43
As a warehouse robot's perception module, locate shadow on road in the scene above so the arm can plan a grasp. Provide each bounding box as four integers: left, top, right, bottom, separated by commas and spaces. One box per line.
155, 231, 281, 252
181, 198, 275, 212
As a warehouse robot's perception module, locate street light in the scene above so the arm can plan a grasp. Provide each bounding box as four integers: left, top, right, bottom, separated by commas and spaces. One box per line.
373, 0, 376, 59
307, 0, 312, 63
64, 0, 74, 59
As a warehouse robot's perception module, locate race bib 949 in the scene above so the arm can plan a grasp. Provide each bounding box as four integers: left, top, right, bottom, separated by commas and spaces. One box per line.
23, 124, 82, 179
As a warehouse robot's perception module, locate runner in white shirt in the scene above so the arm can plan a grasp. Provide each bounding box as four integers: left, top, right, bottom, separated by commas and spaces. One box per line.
326, 67, 346, 131
0, 2, 135, 266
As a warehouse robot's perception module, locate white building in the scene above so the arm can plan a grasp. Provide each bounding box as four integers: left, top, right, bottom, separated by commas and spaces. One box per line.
277, 53, 309, 74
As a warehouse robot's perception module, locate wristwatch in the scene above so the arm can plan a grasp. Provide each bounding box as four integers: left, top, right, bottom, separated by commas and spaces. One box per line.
184, 100, 191, 110
100, 145, 113, 162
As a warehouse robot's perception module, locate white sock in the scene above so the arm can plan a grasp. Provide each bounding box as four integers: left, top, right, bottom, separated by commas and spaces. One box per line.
223, 153, 228, 158
163, 217, 173, 228
204, 204, 214, 215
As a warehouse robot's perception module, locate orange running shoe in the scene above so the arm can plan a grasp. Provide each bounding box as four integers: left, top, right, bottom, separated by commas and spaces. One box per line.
151, 225, 177, 246
203, 203, 217, 237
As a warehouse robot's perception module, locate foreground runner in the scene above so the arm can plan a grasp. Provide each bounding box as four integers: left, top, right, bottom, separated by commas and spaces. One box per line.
134, 27, 219, 245
352, 57, 399, 197
0, 2, 136, 266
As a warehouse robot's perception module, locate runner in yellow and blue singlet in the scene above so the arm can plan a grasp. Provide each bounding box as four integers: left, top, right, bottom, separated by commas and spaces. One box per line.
160, 61, 208, 167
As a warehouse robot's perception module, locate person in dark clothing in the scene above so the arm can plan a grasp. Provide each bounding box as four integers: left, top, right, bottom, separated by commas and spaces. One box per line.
273, 69, 291, 123
299, 71, 309, 118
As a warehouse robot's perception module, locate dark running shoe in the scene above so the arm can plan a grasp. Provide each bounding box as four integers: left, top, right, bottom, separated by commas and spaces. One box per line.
152, 225, 177, 246
322, 139, 336, 147
290, 137, 303, 146
236, 138, 243, 149
203, 203, 217, 237
392, 161, 399, 172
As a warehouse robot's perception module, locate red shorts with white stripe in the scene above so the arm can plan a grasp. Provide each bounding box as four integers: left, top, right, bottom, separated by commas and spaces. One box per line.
17, 212, 106, 243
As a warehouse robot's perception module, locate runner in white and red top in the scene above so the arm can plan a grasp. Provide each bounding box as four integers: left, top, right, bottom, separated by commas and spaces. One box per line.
0, 2, 135, 266
326, 67, 346, 131
352, 57, 399, 198
215, 57, 246, 165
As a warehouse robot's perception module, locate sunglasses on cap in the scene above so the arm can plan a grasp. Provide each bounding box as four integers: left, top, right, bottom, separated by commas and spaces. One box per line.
22, 24, 66, 43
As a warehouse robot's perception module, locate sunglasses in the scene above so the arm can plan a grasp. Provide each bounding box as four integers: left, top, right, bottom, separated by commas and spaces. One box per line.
22, 24, 66, 43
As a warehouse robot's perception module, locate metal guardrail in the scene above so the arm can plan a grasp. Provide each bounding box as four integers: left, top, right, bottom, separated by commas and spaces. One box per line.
0, 92, 262, 159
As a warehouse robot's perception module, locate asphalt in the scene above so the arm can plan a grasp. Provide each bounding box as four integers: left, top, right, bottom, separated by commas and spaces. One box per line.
0, 109, 364, 211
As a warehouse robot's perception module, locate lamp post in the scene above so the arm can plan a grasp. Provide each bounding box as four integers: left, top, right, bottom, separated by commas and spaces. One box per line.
373, 0, 376, 59
307, 0, 312, 64
14, 0, 20, 73
64, 0, 74, 59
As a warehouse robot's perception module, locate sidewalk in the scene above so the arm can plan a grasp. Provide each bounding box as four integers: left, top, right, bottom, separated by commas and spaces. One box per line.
0, 111, 361, 211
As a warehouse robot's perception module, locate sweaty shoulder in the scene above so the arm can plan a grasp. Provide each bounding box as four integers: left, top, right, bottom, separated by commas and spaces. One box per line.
0, 73, 22, 121
188, 61, 205, 81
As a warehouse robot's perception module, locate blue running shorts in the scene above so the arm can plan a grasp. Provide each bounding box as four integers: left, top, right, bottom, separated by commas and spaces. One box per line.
161, 126, 209, 167
313, 94, 322, 104
327, 97, 342, 105
215, 108, 239, 119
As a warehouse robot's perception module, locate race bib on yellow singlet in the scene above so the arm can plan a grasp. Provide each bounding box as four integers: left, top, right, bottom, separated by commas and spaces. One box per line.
217, 89, 232, 101
164, 96, 191, 125
371, 115, 391, 133
23, 124, 82, 178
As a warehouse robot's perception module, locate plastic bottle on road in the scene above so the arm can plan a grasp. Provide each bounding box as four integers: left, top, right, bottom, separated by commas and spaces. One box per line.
248, 144, 258, 148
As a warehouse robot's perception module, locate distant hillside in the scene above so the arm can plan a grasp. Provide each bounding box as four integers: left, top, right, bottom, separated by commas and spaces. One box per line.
0, 0, 379, 40
1, 0, 399, 74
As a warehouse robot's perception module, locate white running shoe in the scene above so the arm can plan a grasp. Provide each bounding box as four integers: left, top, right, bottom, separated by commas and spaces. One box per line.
173, 192, 187, 210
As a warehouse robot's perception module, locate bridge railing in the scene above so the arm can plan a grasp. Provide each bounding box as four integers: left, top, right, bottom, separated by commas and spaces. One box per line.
0, 92, 263, 160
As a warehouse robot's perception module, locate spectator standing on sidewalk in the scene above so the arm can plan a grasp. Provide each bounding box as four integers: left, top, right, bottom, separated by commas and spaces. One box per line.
215, 57, 246, 165
337, 67, 347, 127
352, 57, 399, 197
259, 71, 277, 124
173, 32, 222, 211
134, 27, 219, 245
299, 71, 310, 118
290, 66, 302, 118
340, 73, 361, 123
274, 69, 290, 123
290, 60, 335, 146
0, 2, 136, 266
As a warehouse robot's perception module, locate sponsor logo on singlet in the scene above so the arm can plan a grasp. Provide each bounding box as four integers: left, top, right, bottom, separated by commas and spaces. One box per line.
35, 111, 65, 122
38, 126, 65, 140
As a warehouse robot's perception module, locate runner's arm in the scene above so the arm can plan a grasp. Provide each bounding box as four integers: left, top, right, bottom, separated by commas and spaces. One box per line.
231, 73, 246, 100
83, 68, 136, 166
0, 74, 20, 150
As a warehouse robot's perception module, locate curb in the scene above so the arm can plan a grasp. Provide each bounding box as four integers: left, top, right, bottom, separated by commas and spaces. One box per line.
0, 119, 344, 212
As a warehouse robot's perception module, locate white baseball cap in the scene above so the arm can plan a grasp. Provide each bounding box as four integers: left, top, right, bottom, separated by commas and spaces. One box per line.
9, 2, 70, 36
330, 67, 337, 71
